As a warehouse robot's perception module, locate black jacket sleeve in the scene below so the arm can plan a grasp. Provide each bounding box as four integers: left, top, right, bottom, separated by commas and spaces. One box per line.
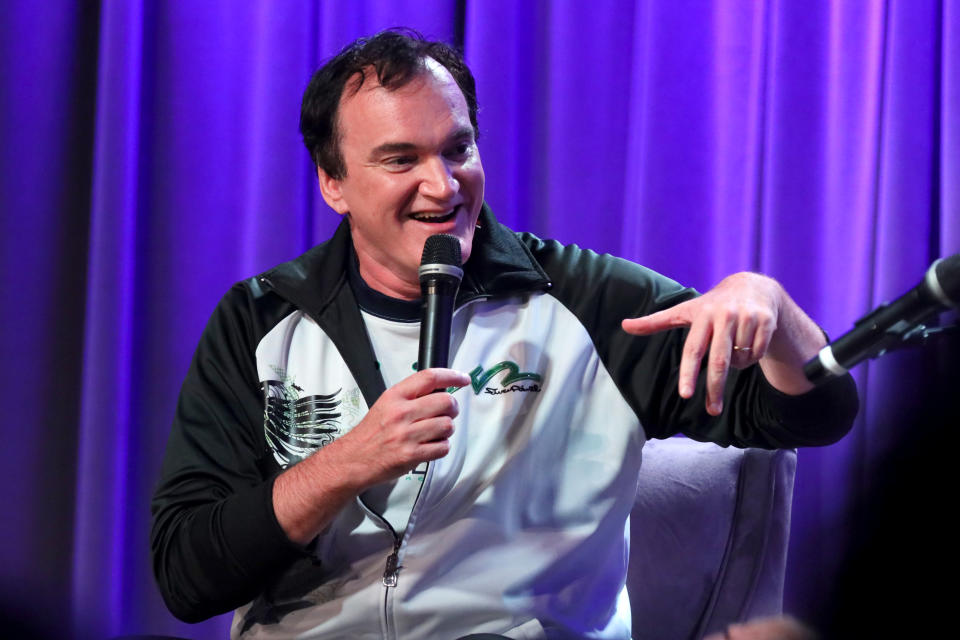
150, 282, 306, 622
526, 236, 858, 447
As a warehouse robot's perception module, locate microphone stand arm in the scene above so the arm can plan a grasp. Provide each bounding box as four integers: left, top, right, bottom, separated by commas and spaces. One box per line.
854, 319, 959, 361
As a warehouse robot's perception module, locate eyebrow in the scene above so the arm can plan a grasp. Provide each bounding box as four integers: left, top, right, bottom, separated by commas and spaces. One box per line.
370, 142, 417, 156
369, 126, 475, 158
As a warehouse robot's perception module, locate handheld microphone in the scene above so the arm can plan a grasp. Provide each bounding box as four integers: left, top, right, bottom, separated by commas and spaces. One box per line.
417, 234, 463, 372
804, 253, 960, 385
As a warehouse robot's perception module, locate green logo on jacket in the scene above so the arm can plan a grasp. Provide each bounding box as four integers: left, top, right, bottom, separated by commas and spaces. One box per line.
411, 360, 543, 395
469, 361, 542, 395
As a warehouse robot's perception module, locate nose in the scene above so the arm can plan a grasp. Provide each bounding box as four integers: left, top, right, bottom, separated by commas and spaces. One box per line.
419, 156, 459, 200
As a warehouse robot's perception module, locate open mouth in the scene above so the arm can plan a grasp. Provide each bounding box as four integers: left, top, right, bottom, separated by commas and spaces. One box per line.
411, 205, 460, 224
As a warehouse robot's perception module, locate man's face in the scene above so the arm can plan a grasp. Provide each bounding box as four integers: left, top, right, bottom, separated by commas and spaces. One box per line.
318, 59, 485, 299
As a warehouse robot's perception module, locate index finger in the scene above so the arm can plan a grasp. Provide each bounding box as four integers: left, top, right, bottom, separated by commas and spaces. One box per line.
395, 368, 471, 398
621, 302, 694, 336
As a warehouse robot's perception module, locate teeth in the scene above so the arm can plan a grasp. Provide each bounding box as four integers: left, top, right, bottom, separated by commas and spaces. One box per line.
412, 206, 458, 222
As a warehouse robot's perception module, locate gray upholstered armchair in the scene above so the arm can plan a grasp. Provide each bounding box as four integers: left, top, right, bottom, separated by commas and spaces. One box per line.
627, 437, 797, 640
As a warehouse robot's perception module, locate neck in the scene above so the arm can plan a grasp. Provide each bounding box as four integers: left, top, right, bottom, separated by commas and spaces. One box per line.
352, 245, 421, 301
359, 264, 421, 301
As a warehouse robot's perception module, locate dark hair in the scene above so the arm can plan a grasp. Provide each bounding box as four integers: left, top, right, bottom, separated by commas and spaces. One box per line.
299, 29, 479, 180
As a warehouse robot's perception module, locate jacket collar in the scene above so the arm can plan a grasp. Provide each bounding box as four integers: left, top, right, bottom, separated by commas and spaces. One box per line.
259, 203, 551, 316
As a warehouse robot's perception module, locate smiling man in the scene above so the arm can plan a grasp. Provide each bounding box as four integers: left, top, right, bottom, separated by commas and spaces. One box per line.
151, 31, 858, 639
315, 56, 485, 300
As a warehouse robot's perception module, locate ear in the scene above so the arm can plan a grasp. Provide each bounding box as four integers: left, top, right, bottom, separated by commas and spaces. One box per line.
317, 167, 349, 215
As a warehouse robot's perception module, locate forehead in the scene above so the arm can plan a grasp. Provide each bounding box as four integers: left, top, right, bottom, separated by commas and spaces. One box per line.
337, 60, 471, 147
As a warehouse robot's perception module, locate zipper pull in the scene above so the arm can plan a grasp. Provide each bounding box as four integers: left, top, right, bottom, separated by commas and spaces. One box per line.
382, 549, 400, 587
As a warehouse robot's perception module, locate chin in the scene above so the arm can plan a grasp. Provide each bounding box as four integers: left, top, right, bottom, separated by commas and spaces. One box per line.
457, 214, 479, 263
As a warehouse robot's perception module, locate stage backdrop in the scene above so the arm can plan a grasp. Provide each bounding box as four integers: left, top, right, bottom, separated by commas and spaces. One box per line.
1, 1, 956, 638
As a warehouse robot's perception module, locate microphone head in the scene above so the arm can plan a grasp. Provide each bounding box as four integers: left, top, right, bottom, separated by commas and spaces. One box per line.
419, 234, 463, 283
933, 252, 960, 308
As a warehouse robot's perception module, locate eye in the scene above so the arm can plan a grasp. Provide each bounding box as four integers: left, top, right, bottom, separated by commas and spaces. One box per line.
444, 141, 473, 161
382, 155, 416, 171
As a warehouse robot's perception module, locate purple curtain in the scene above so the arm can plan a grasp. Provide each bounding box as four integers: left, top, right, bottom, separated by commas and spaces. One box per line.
1, 1, 955, 638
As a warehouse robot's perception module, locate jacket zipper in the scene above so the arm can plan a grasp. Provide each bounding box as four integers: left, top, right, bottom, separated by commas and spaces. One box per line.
355, 494, 402, 640
356, 460, 434, 640
355, 494, 403, 585
381, 537, 401, 640
384, 460, 439, 639
382, 537, 401, 587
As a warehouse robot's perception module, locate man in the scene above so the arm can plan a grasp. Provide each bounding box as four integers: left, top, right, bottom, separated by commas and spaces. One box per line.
151, 31, 857, 639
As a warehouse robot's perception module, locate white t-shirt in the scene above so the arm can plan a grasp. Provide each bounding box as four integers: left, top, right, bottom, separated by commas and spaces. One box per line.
358, 311, 427, 536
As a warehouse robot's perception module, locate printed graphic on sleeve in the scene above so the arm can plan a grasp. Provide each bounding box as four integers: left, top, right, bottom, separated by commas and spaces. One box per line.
262, 370, 343, 467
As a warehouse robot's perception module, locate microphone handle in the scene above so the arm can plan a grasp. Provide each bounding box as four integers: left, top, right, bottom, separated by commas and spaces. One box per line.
418, 279, 458, 370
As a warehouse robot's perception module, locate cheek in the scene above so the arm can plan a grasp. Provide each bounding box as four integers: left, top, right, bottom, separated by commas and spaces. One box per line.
467, 155, 485, 189
464, 164, 484, 192
353, 173, 413, 208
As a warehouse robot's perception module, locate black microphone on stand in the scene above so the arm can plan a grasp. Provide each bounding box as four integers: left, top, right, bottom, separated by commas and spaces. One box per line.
804, 253, 960, 385
418, 234, 463, 374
